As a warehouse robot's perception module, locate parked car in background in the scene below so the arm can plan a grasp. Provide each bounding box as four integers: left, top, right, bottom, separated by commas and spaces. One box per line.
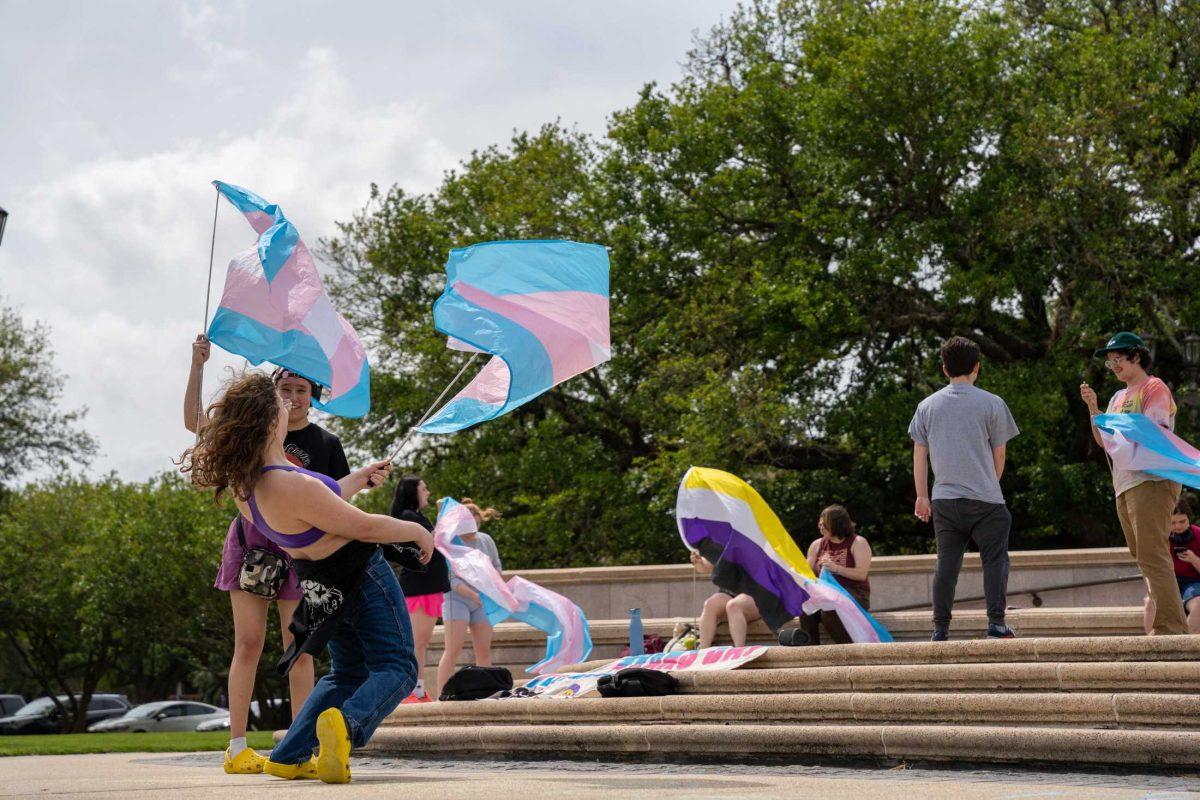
88, 701, 228, 733
0, 694, 130, 734
194, 715, 230, 732
0, 695, 26, 716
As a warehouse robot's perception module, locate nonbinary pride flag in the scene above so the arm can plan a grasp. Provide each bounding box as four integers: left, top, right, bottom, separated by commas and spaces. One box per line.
676, 467, 892, 644
417, 240, 610, 433
206, 181, 370, 417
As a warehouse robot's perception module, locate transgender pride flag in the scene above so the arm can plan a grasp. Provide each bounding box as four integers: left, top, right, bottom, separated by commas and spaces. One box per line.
1095, 413, 1200, 489
434, 497, 593, 673
206, 181, 370, 417
417, 240, 610, 433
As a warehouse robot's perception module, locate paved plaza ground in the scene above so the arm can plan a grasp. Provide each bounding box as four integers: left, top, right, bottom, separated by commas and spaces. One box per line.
3, 752, 1199, 799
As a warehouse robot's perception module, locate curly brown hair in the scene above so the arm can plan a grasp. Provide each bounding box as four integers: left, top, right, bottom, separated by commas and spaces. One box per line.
179, 371, 282, 502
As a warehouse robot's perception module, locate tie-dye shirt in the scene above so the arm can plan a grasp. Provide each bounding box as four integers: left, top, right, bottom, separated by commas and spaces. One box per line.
1105, 377, 1177, 496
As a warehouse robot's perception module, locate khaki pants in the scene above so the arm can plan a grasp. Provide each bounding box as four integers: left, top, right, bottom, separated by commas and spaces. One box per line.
1116, 479, 1186, 635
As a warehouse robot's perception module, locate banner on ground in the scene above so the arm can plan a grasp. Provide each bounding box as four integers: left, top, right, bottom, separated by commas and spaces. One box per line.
521, 645, 768, 699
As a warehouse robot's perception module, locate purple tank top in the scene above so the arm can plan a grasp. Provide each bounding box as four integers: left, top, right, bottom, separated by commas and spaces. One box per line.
247, 465, 342, 548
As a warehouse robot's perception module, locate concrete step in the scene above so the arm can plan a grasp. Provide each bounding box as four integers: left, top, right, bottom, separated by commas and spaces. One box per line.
671, 660, 1200, 694
429, 607, 1149, 675
558, 635, 1200, 673
367, 722, 1200, 767
385, 691, 1200, 728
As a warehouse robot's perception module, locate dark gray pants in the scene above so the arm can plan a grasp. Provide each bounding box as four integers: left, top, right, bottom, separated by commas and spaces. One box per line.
931, 499, 1011, 629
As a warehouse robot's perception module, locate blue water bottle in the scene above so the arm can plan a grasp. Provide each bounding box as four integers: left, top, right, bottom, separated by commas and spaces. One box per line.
629, 607, 644, 656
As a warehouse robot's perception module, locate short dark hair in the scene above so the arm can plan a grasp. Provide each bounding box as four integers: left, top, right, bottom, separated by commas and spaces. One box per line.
1111, 347, 1153, 370
940, 336, 980, 378
271, 367, 323, 400
1175, 495, 1194, 519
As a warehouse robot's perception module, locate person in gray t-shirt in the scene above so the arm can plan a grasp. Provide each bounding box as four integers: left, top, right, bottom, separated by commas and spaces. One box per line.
909, 336, 1020, 641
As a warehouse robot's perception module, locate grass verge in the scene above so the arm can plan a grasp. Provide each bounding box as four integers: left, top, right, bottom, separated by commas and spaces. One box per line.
0, 731, 276, 757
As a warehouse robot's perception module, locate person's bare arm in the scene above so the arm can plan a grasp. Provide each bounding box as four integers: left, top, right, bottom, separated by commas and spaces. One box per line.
689, 550, 713, 575
184, 335, 211, 433
287, 474, 432, 556
1080, 383, 1104, 447
806, 539, 822, 575
992, 444, 1006, 480
338, 460, 393, 499
913, 443, 931, 522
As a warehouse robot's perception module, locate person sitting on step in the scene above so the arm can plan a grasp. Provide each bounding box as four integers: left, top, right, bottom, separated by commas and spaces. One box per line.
1142, 495, 1200, 635
799, 505, 873, 645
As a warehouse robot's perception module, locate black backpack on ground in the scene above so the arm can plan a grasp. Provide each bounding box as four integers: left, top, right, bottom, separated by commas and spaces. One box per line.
439, 665, 514, 701
597, 668, 679, 698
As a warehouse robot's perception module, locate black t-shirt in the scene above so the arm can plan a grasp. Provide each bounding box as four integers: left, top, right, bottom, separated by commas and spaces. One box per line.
393, 509, 451, 597
283, 423, 350, 479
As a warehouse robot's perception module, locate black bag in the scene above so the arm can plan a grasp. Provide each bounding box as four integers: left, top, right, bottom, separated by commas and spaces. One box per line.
439, 665, 513, 701
236, 517, 290, 600
597, 668, 679, 698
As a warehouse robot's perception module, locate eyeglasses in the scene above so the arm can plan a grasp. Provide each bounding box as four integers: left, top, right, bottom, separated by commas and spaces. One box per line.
1104, 355, 1128, 369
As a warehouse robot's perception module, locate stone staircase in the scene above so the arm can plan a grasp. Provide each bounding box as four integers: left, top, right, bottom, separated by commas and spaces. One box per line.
373, 635, 1200, 769
426, 606, 1147, 679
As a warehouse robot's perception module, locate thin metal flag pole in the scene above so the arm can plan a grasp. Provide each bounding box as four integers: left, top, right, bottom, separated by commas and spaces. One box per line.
388, 351, 480, 463
194, 187, 220, 437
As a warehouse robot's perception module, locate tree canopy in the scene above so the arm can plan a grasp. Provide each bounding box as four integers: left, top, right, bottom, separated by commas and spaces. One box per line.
327, 0, 1200, 568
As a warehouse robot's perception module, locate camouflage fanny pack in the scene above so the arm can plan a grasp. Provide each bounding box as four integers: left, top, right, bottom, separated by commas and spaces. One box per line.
235, 516, 289, 599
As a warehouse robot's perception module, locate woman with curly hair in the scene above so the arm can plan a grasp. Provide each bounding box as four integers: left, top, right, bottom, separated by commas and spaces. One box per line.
180, 371, 433, 784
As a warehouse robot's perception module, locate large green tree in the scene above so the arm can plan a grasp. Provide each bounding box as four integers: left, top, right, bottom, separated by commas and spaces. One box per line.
327, 0, 1200, 567
0, 301, 96, 490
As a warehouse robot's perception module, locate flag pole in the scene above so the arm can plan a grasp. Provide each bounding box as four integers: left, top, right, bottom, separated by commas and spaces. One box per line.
388, 351, 480, 463
194, 186, 220, 437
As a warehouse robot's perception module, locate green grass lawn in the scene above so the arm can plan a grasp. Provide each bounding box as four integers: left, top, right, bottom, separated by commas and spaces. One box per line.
0, 730, 276, 757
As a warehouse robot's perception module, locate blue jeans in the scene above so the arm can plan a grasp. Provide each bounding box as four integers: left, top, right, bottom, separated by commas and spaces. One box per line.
270, 550, 416, 764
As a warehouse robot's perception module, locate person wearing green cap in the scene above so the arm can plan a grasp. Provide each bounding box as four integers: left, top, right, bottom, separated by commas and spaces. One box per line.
1080, 331, 1187, 635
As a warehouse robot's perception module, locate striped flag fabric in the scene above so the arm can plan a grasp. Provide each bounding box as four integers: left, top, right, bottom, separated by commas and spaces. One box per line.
206, 181, 370, 417
676, 467, 893, 644
417, 240, 610, 433
433, 497, 593, 673
1094, 412, 1200, 490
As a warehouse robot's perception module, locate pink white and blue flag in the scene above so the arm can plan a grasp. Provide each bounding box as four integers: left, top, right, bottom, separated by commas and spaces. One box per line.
434, 498, 593, 673
206, 181, 370, 417
417, 240, 610, 433
1095, 413, 1200, 489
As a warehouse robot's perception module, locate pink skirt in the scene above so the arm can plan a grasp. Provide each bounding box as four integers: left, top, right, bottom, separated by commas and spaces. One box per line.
406, 593, 443, 619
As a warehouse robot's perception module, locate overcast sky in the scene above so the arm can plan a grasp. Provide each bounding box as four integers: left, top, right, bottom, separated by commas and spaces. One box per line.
0, 0, 735, 482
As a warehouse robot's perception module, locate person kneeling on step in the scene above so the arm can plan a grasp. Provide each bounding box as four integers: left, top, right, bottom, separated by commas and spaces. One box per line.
1142, 496, 1200, 635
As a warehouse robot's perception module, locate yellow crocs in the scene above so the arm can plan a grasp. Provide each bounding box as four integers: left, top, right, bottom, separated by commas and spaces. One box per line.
263, 756, 318, 780
223, 746, 266, 775
315, 707, 352, 784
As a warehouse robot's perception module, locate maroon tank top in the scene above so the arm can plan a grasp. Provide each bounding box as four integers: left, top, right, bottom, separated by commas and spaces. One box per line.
816, 534, 870, 594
